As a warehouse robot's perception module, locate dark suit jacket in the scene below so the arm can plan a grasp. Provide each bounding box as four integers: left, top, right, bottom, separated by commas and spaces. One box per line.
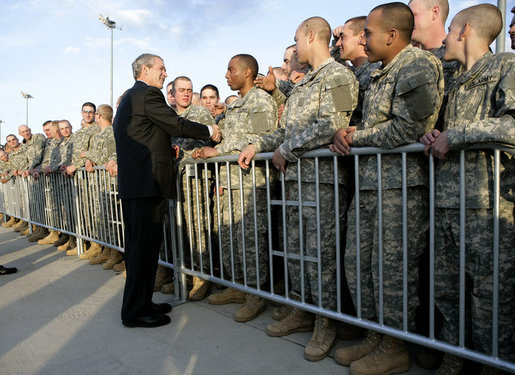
114, 81, 211, 199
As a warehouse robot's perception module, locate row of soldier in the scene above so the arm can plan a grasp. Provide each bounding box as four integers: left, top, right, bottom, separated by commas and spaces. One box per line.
1, 1, 513, 374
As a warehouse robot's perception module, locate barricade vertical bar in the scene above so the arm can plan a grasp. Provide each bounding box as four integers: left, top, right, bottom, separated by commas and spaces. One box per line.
174, 174, 187, 300
429, 155, 435, 340
194, 163, 203, 272
72, 170, 84, 255
281, 171, 289, 298
459, 149, 466, 347
239, 166, 247, 286
226, 162, 236, 282
315, 157, 322, 307
354, 154, 362, 319
333, 155, 341, 313
377, 153, 384, 325
215, 162, 224, 280
492, 149, 500, 357
203, 161, 214, 275
297, 160, 305, 303
252, 160, 260, 289
185, 166, 193, 269
402, 152, 408, 332
266, 161, 274, 294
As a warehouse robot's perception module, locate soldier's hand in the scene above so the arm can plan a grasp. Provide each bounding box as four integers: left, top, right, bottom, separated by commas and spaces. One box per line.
191, 148, 203, 159
33, 171, 39, 180
272, 149, 287, 174
290, 71, 305, 84
210, 103, 225, 118
333, 25, 344, 40
210, 125, 222, 143
420, 129, 440, 156
59, 164, 68, 172
65, 165, 77, 176
255, 66, 276, 92
85, 160, 95, 173
22, 170, 29, 178
238, 144, 256, 169
330, 127, 354, 156
43, 166, 52, 176
430, 130, 449, 160
199, 146, 218, 159
105, 160, 118, 177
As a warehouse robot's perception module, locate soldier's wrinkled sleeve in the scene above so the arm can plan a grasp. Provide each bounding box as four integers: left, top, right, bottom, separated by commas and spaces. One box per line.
447, 61, 515, 147
279, 73, 357, 162
353, 58, 443, 149
252, 113, 286, 153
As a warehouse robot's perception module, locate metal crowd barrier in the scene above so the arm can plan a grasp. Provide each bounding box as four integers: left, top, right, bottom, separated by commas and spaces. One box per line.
1, 145, 514, 373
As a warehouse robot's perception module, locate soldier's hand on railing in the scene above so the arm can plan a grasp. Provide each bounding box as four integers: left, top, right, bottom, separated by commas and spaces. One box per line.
330, 126, 355, 156
105, 160, 118, 177
32, 171, 39, 180
429, 130, 449, 160
255, 66, 276, 92
238, 144, 256, 169
59, 164, 68, 172
210, 124, 222, 143
85, 160, 95, 173
419, 129, 440, 156
191, 148, 202, 159
272, 149, 287, 174
65, 165, 77, 176
200, 146, 218, 159
43, 166, 52, 176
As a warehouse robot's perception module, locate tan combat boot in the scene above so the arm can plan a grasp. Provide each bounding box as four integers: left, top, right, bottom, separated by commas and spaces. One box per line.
66, 247, 78, 256
102, 249, 123, 269
304, 315, 337, 361
79, 242, 102, 259
267, 307, 315, 337
38, 230, 59, 245
13, 220, 27, 232
334, 329, 382, 365
113, 260, 125, 273
234, 294, 266, 322
154, 265, 173, 291
349, 335, 409, 375
207, 287, 246, 305
2, 216, 16, 227
57, 239, 71, 251
435, 354, 464, 375
161, 281, 175, 294
89, 246, 112, 264
272, 304, 293, 321
188, 276, 209, 301
21, 226, 32, 236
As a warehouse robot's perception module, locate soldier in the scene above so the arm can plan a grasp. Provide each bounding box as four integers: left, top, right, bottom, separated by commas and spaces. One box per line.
420, 4, 515, 373
48, 121, 73, 173
199, 84, 220, 114
82, 105, 122, 269
165, 80, 177, 110
3, 135, 26, 230
161, 76, 216, 299
333, 16, 381, 126
193, 54, 278, 322
331, 3, 443, 374
239, 17, 358, 361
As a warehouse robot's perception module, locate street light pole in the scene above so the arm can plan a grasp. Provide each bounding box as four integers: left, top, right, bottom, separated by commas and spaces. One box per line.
99, 15, 119, 108
20, 91, 34, 126
0, 120, 3, 146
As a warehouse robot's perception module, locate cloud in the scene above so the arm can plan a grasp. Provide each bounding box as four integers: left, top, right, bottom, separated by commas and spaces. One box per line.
456, 0, 480, 9
112, 9, 152, 26
64, 46, 81, 55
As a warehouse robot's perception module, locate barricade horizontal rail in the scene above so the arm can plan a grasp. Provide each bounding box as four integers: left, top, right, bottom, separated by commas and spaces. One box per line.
1, 144, 514, 373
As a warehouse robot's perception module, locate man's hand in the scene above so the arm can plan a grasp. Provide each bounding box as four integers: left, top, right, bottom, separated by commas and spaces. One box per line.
22, 170, 29, 178
420, 129, 440, 156
199, 146, 218, 159
85, 160, 95, 173
254, 66, 277, 92
210, 124, 222, 143
430, 130, 449, 160
333, 25, 344, 40
191, 148, 202, 159
60, 164, 68, 172
210, 103, 225, 118
65, 165, 77, 176
238, 144, 256, 169
329, 127, 355, 156
43, 166, 52, 176
290, 71, 305, 84
105, 160, 118, 177
32, 171, 39, 180
272, 149, 287, 174
172, 144, 180, 159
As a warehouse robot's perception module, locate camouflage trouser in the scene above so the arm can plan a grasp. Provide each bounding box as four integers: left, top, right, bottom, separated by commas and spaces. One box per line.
285, 182, 346, 311
217, 187, 268, 287
180, 165, 212, 273
435, 202, 515, 361
345, 187, 428, 330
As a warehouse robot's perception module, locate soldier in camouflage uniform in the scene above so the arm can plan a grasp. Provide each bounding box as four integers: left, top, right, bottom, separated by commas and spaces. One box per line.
165, 76, 216, 299
331, 4, 443, 374
194, 54, 278, 322
421, 5, 515, 372
239, 18, 358, 361
18, 124, 46, 176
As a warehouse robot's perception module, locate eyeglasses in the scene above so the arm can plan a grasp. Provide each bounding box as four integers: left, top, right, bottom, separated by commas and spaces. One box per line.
82, 110, 95, 114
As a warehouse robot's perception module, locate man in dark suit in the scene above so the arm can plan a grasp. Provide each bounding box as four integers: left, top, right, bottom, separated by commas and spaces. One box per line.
114, 53, 221, 328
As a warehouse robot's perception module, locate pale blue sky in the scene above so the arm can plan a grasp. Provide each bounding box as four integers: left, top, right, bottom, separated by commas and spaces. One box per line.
0, 0, 512, 140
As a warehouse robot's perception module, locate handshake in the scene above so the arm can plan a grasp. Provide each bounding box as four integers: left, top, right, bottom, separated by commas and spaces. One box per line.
210, 124, 222, 143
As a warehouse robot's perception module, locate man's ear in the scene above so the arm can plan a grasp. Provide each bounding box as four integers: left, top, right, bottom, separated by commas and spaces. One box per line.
386, 28, 398, 45
458, 23, 470, 41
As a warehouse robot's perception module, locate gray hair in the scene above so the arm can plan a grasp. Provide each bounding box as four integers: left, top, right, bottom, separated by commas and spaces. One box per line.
132, 53, 162, 80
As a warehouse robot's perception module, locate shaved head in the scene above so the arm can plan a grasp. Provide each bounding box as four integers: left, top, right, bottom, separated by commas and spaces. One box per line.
371, 2, 414, 42
345, 16, 366, 35
300, 16, 332, 45
232, 54, 259, 80
454, 4, 502, 44
409, 0, 449, 22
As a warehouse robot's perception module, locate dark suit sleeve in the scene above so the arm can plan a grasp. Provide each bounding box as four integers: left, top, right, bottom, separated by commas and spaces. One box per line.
144, 87, 211, 140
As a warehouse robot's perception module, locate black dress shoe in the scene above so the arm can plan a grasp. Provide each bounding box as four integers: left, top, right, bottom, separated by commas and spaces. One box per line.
0, 265, 18, 275
152, 302, 172, 314
122, 313, 171, 328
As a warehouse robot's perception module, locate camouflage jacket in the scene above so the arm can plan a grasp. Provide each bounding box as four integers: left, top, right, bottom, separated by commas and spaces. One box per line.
350, 61, 382, 126
253, 57, 358, 184
38, 138, 62, 171
70, 124, 100, 167
173, 105, 215, 159
217, 86, 278, 189
23, 133, 46, 170
84, 125, 116, 165
7, 146, 26, 171
353, 44, 444, 190
436, 52, 515, 208
49, 135, 74, 172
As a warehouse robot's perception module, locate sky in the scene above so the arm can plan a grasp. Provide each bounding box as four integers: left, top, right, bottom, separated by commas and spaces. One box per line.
0, 0, 513, 141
